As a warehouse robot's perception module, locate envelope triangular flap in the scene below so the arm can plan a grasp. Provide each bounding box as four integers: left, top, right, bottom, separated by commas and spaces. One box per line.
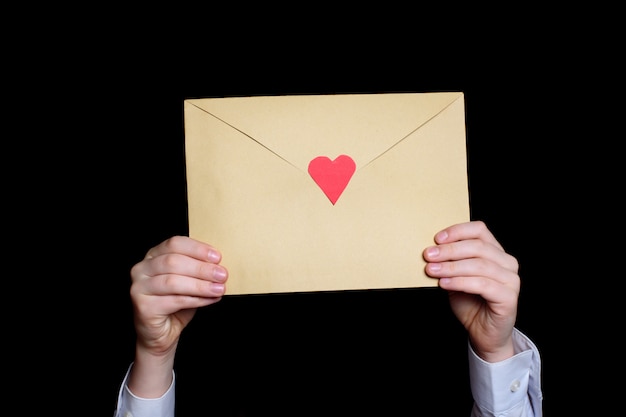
185, 92, 462, 171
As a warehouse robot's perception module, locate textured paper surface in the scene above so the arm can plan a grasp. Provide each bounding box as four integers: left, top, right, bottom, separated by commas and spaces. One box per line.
185, 92, 469, 295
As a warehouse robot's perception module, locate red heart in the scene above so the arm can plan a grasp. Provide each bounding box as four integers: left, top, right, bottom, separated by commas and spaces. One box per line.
308, 155, 356, 205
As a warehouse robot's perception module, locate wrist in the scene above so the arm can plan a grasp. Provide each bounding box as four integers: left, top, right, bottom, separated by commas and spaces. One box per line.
127, 345, 177, 398
471, 337, 515, 363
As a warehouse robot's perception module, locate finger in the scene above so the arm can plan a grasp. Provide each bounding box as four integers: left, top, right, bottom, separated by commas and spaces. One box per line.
139, 252, 228, 284
145, 235, 222, 264
423, 238, 518, 273
160, 294, 224, 312
133, 290, 224, 319
425, 257, 519, 289
135, 273, 227, 299
438, 274, 519, 311
434, 220, 504, 251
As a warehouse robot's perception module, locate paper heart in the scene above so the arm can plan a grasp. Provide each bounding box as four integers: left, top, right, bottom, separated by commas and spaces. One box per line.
308, 155, 356, 205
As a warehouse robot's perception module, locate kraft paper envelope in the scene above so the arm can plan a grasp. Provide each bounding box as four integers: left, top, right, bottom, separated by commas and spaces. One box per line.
184, 92, 469, 295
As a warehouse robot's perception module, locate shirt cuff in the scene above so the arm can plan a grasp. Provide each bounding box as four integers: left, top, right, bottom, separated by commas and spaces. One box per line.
114, 362, 176, 417
468, 328, 542, 416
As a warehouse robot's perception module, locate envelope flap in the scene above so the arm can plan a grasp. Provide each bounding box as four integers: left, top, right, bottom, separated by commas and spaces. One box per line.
185, 92, 463, 171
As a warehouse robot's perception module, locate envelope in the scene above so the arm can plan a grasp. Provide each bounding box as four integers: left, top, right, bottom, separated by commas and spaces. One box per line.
184, 92, 469, 295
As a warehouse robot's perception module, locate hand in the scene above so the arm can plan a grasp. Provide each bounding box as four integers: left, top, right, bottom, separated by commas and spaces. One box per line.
423, 221, 519, 362
130, 235, 228, 356
127, 236, 228, 398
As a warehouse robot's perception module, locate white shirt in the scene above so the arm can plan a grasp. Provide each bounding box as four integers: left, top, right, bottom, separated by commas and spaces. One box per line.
114, 328, 542, 417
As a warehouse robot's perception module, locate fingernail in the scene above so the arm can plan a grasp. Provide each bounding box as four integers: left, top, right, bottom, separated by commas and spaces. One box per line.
428, 263, 442, 272
426, 246, 439, 257
213, 266, 228, 281
208, 249, 221, 263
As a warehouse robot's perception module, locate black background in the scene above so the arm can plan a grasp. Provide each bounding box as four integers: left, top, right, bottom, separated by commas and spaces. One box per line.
35, 25, 597, 416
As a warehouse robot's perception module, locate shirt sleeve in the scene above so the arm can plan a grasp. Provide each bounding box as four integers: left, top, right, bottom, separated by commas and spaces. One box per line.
469, 328, 543, 417
113, 363, 176, 417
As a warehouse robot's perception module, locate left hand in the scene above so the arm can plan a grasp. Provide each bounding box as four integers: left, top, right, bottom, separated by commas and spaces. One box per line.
423, 220, 520, 362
